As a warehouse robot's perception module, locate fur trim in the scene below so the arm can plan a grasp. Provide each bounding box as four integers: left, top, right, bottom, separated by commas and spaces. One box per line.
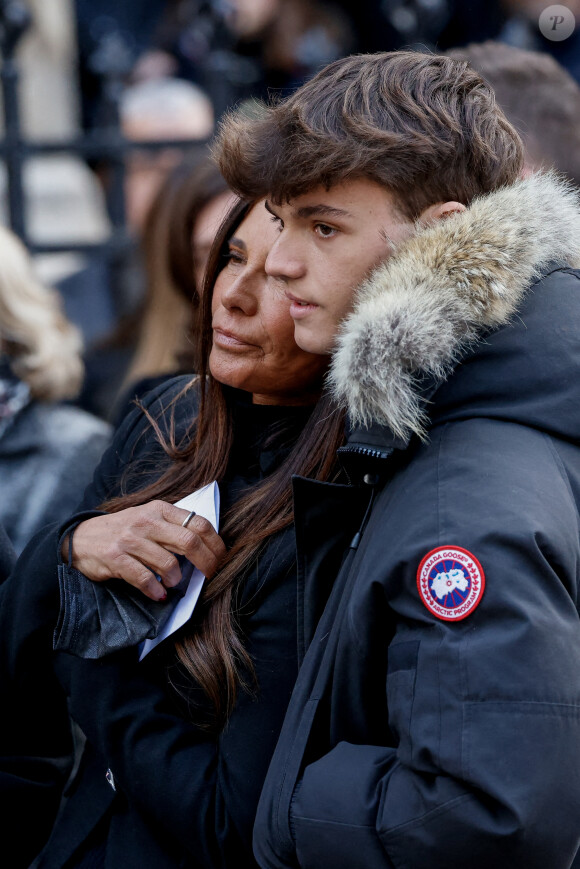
329, 172, 580, 439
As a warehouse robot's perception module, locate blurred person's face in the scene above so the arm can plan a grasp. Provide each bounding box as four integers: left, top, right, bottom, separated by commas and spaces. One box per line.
209, 202, 328, 404
227, 0, 280, 37
123, 108, 214, 234
192, 191, 238, 291
124, 148, 180, 235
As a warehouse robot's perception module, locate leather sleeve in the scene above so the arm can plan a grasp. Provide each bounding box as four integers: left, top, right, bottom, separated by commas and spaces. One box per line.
0, 376, 198, 865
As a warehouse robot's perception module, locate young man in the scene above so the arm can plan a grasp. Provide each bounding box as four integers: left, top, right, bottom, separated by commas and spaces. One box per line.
215, 52, 580, 867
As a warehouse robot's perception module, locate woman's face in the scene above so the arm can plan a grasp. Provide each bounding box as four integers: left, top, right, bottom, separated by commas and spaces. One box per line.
209, 202, 329, 404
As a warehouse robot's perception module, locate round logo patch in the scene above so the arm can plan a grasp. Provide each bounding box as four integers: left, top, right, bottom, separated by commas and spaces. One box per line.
417, 546, 485, 621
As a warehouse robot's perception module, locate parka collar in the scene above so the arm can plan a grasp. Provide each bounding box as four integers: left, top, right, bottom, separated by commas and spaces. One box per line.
329, 172, 580, 444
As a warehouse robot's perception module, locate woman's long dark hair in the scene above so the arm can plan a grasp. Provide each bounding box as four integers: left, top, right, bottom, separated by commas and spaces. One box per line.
104, 198, 346, 730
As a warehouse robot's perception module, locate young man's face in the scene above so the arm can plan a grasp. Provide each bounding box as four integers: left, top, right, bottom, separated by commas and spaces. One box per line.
264, 178, 415, 354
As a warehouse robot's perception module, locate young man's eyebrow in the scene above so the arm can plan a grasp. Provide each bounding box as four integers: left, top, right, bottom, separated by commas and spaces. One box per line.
294, 204, 353, 220
264, 200, 353, 221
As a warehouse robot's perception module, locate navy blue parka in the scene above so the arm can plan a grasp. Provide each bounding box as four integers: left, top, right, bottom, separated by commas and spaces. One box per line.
253, 173, 580, 869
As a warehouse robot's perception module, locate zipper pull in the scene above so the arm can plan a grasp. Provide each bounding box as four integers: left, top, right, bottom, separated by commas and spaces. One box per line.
349, 474, 380, 549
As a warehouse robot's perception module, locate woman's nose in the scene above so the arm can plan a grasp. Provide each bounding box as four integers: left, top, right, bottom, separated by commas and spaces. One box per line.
265, 235, 306, 281
220, 272, 260, 315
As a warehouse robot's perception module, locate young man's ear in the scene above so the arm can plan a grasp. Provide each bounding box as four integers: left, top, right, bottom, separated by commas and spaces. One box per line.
419, 201, 466, 224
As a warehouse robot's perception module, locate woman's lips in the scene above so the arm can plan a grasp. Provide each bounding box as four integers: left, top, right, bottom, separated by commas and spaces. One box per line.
284, 291, 319, 320
212, 327, 256, 349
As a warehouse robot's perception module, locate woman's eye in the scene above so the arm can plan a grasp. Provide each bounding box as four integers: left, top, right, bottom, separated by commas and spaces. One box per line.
270, 214, 283, 232
225, 250, 246, 266
314, 223, 336, 238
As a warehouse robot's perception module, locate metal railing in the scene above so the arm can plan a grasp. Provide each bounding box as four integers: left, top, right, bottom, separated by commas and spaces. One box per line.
0, 1, 243, 265
0, 0, 139, 258
0, 0, 241, 322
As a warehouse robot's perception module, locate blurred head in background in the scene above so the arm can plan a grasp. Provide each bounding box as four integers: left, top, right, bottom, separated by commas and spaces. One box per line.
447, 40, 580, 188
120, 77, 215, 233
0, 224, 83, 403
228, 0, 352, 87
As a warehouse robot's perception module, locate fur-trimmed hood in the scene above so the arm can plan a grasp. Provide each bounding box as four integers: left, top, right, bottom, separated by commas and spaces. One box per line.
329, 172, 580, 440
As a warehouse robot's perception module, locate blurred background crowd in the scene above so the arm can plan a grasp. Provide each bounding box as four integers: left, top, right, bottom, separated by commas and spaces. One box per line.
1, 0, 580, 554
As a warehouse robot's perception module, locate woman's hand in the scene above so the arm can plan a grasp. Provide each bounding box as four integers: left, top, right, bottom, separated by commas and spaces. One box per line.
62, 502, 227, 601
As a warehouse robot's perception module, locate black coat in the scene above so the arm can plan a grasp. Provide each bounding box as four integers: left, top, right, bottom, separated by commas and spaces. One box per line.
0, 521, 15, 582
0, 381, 317, 869
254, 175, 580, 869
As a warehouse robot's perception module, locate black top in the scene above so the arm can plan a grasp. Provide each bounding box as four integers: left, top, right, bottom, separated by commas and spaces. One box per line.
0, 380, 315, 869
222, 389, 314, 512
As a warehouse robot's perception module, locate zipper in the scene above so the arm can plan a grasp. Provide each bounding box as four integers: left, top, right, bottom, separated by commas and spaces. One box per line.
337, 444, 394, 486
349, 477, 379, 550
337, 445, 393, 459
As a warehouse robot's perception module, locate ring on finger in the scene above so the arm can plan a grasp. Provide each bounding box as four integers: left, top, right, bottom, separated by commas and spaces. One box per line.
181, 510, 196, 528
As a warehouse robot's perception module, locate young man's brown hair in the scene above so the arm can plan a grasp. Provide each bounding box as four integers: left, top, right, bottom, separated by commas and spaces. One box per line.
214, 50, 524, 220
447, 40, 580, 189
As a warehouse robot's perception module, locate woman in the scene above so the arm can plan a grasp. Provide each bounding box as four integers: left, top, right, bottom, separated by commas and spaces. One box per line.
0, 198, 347, 868
0, 224, 111, 553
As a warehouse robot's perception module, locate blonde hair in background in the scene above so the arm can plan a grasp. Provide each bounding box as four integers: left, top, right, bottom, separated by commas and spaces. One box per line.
0, 224, 84, 402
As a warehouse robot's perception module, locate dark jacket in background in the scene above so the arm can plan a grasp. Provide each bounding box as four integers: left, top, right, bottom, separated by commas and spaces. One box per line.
0, 522, 15, 582
0, 401, 111, 553
254, 173, 580, 869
